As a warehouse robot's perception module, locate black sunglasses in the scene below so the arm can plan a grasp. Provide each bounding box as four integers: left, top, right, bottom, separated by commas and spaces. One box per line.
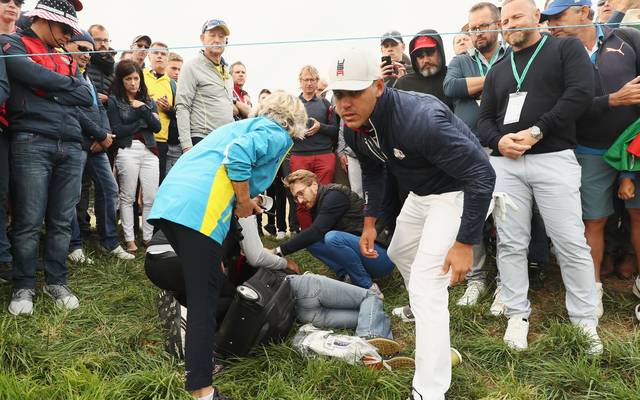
61, 24, 74, 36
77, 45, 93, 53
0, 0, 24, 6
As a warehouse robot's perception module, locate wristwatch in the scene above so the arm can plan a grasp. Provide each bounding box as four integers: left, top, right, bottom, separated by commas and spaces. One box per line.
530, 125, 543, 141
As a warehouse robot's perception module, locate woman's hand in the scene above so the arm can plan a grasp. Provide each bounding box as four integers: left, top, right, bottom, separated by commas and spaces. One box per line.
235, 197, 262, 218
130, 99, 146, 109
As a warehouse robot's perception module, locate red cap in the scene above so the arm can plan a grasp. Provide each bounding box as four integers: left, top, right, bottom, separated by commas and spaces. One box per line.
411, 36, 437, 54
69, 0, 83, 11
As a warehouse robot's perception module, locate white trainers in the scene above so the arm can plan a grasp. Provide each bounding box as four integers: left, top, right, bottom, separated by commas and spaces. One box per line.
578, 324, 603, 355
109, 245, 136, 261
67, 248, 94, 265
275, 231, 286, 240
490, 282, 505, 316
456, 280, 486, 306
392, 305, 415, 322
43, 284, 79, 310
369, 283, 384, 300
8, 288, 36, 315
504, 317, 529, 350
633, 276, 640, 299
595, 282, 604, 319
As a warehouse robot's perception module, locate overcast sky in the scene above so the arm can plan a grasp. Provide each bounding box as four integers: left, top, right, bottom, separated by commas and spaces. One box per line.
24, 0, 551, 100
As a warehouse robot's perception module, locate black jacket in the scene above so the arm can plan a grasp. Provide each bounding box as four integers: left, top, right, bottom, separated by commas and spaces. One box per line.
107, 95, 161, 150
344, 87, 495, 245
578, 27, 640, 149
395, 29, 452, 109
86, 51, 115, 96
78, 74, 110, 151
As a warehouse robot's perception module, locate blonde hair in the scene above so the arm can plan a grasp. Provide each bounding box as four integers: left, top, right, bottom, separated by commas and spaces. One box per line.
283, 169, 318, 189
252, 91, 308, 139
168, 52, 183, 62
298, 65, 320, 81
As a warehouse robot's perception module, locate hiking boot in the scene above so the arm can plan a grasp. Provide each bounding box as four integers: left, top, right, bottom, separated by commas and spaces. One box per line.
8, 288, 35, 315
43, 284, 79, 310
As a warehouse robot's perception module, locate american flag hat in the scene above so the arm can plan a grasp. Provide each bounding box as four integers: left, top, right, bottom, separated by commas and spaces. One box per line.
25, 0, 82, 35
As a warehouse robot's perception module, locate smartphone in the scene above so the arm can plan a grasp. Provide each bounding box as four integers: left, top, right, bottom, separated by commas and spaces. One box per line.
381, 56, 393, 76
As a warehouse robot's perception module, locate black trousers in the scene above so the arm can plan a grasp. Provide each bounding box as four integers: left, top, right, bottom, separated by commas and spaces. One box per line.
157, 142, 168, 183
151, 219, 224, 391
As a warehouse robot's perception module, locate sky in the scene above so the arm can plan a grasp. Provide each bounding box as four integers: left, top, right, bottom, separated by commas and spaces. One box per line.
23, 0, 551, 100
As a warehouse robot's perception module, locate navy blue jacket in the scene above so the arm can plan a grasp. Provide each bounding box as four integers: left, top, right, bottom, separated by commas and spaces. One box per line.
0, 30, 93, 142
78, 74, 110, 151
344, 87, 496, 245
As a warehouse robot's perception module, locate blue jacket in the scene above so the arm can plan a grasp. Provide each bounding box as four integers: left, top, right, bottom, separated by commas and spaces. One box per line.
78, 74, 110, 151
149, 117, 293, 244
343, 87, 495, 245
0, 30, 93, 141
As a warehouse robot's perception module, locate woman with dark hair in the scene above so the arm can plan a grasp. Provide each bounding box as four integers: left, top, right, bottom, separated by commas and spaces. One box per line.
108, 59, 161, 253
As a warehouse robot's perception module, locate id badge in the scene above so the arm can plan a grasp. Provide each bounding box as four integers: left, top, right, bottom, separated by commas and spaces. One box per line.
503, 92, 527, 125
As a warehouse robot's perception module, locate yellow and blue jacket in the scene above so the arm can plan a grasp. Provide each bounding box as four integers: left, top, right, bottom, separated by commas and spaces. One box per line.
148, 117, 293, 244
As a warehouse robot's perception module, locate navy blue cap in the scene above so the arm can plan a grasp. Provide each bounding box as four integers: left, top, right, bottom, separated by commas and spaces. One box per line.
541, 0, 592, 21
70, 29, 95, 46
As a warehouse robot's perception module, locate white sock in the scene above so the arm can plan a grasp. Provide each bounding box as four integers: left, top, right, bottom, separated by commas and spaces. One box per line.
196, 390, 214, 400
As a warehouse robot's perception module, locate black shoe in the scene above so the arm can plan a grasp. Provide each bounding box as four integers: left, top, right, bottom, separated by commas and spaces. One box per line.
157, 290, 185, 359
0, 261, 12, 283
528, 262, 545, 291
264, 224, 277, 236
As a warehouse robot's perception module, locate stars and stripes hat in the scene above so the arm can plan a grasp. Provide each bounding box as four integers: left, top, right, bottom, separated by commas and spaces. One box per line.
325, 47, 381, 92
25, 0, 82, 35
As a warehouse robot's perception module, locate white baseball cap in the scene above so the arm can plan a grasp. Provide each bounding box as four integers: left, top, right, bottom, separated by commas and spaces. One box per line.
325, 47, 381, 92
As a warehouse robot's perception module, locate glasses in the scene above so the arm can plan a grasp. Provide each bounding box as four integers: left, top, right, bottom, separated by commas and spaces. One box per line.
415, 48, 437, 57
94, 38, 111, 44
468, 21, 498, 34
133, 43, 150, 50
77, 45, 93, 53
0, 0, 24, 6
300, 78, 318, 83
61, 24, 73, 36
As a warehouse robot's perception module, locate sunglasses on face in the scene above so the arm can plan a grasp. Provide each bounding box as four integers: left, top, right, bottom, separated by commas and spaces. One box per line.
61, 24, 74, 36
415, 48, 437, 57
77, 45, 93, 53
133, 43, 150, 50
0, 0, 24, 7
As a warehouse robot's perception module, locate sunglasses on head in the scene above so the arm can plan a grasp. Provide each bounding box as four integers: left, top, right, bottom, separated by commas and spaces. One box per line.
0, 0, 24, 6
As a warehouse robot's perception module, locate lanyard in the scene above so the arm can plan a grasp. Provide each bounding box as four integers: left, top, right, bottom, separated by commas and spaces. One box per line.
510, 35, 547, 92
475, 47, 501, 77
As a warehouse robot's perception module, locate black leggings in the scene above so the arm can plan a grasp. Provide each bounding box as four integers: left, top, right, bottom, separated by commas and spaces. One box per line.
150, 219, 224, 392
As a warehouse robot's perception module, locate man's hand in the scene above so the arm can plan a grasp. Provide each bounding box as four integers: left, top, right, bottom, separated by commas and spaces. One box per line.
90, 141, 102, 153
98, 93, 108, 104
286, 259, 301, 274
359, 226, 379, 259
99, 133, 113, 150
235, 197, 262, 218
512, 128, 540, 148
498, 133, 531, 159
306, 118, 320, 136
393, 61, 407, 79
609, 76, 640, 107
619, 177, 636, 200
156, 95, 171, 113
442, 241, 474, 286
380, 61, 406, 79
339, 154, 348, 172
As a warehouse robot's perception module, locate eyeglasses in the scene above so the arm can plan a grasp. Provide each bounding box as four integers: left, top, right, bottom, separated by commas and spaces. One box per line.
468, 21, 498, 34
0, 0, 25, 6
94, 38, 111, 44
414, 48, 437, 57
300, 78, 318, 83
61, 24, 74, 36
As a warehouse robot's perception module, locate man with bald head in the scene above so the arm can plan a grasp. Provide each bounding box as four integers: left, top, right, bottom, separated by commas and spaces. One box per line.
478, 0, 602, 354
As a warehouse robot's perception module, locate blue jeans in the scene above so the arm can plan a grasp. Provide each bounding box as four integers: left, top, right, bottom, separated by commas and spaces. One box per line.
307, 231, 394, 288
287, 273, 392, 339
70, 151, 119, 251
0, 133, 11, 262
11, 133, 83, 289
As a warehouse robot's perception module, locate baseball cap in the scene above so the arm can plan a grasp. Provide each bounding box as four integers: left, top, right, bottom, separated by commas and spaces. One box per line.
541, 0, 592, 21
132, 35, 152, 47
325, 47, 381, 92
380, 30, 403, 45
25, 0, 82, 34
202, 19, 230, 35
411, 36, 438, 54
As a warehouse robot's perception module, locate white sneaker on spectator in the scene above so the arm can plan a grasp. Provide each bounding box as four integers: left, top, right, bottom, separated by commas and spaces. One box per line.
504, 317, 529, 350
456, 280, 486, 306
578, 324, 603, 355
43, 284, 79, 310
109, 245, 136, 261
490, 282, 505, 316
275, 231, 286, 240
8, 288, 36, 315
633, 276, 640, 299
369, 283, 384, 300
68, 248, 94, 265
392, 305, 415, 322
595, 282, 604, 319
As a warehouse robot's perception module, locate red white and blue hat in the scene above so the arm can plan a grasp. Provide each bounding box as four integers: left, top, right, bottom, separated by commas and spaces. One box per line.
25, 0, 82, 35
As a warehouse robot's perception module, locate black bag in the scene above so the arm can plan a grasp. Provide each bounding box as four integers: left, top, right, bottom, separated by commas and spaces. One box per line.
214, 267, 296, 358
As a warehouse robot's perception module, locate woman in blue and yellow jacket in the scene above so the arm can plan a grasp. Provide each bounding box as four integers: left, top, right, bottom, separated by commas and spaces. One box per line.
148, 91, 307, 399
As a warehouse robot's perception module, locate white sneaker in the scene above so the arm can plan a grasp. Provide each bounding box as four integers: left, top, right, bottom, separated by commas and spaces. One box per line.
43, 284, 79, 310
595, 282, 604, 319
578, 324, 603, 355
67, 249, 94, 265
369, 283, 384, 300
275, 231, 286, 240
633, 276, 640, 299
504, 317, 529, 350
109, 245, 136, 261
490, 283, 505, 316
392, 305, 415, 322
8, 288, 36, 315
456, 280, 486, 306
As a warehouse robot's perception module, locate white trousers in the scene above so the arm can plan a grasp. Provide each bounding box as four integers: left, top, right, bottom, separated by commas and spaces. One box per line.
115, 140, 159, 242
387, 191, 464, 400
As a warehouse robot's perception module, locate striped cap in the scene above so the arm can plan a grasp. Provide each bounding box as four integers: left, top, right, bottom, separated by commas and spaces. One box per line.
25, 0, 81, 34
